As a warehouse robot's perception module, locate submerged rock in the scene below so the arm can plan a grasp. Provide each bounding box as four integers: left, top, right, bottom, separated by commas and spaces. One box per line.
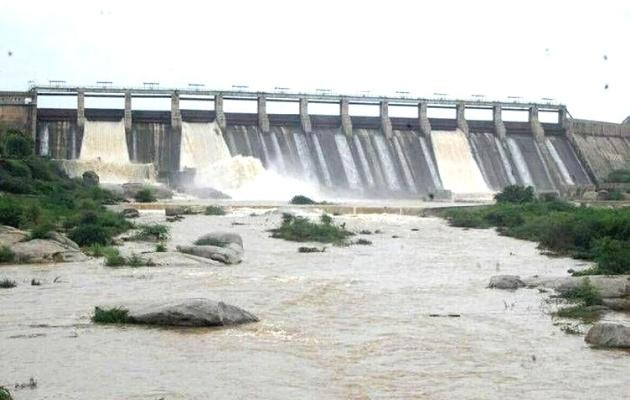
488, 275, 525, 290
122, 183, 173, 200
177, 185, 231, 199
585, 323, 630, 348
177, 244, 242, 265
111, 298, 258, 327
195, 232, 243, 248
0, 225, 28, 246
523, 275, 630, 298
121, 208, 140, 219
165, 205, 204, 216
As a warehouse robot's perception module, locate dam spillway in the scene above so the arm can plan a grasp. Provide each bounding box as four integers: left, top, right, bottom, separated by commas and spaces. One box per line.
5, 86, 630, 198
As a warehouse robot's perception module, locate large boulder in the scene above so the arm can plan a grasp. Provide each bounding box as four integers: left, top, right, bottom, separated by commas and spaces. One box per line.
164, 205, 205, 216
602, 298, 630, 311
122, 183, 173, 200
523, 275, 630, 298
177, 244, 242, 265
110, 298, 258, 327
195, 232, 243, 248
0, 225, 28, 246
12, 238, 87, 263
82, 170, 100, 186
488, 275, 525, 290
585, 323, 630, 348
177, 185, 231, 199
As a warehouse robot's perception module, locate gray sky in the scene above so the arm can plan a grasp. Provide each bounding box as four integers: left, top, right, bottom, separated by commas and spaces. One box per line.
1, 0, 628, 122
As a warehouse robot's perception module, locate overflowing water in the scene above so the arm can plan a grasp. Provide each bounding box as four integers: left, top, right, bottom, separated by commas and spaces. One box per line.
180, 122, 231, 170
334, 134, 362, 190
293, 132, 318, 183
80, 120, 130, 163
373, 134, 402, 191
495, 136, 517, 185
419, 136, 442, 190
507, 136, 534, 187
312, 133, 333, 187
352, 134, 375, 188
39, 124, 49, 156
431, 130, 491, 194
392, 135, 417, 192
546, 139, 575, 185
1, 211, 628, 399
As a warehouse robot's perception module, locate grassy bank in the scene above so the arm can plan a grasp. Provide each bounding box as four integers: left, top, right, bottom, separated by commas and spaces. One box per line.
0, 131, 131, 247
440, 186, 630, 275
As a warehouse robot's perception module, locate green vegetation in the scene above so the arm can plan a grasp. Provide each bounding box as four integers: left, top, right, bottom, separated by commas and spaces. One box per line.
552, 278, 604, 323
0, 246, 15, 263
134, 187, 156, 203
0, 278, 17, 288
92, 306, 132, 324
0, 133, 130, 246
494, 185, 535, 204
155, 243, 167, 252
290, 195, 316, 205
605, 169, 630, 183
134, 224, 170, 241
0, 386, 12, 400
31, 279, 41, 286
194, 237, 227, 247
204, 205, 226, 215
440, 186, 630, 275
271, 213, 353, 245
85, 243, 108, 257
103, 248, 155, 267
600, 190, 624, 201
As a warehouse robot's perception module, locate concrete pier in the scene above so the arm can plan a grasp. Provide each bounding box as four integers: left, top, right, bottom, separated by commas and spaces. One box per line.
529, 106, 544, 142
171, 92, 181, 130
30, 91, 37, 142
341, 98, 352, 137
77, 90, 85, 132
214, 94, 226, 129
456, 102, 469, 135
257, 96, 269, 132
493, 105, 507, 140
418, 102, 432, 136
124, 90, 132, 135
380, 101, 393, 139
300, 98, 312, 133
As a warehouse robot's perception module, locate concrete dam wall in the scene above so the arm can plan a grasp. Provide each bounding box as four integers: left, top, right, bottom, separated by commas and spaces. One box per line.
5, 87, 629, 198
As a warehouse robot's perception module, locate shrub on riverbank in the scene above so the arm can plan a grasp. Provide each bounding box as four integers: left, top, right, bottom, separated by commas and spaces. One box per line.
552, 278, 603, 323
271, 213, 353, 245
134, 188, 156, 203
204, 205, 226, 215
0, 278, 17, 288
0, 246, 15, 263
103, 248, 155, 267
290, 195, 317, 205
0, 385, 12, 400
605, 169, 630, 183
494, 185, 535, 204
92, 307, 132, 324
0, 143, 130, 245
440, 186, 630, 274
134, 224, 170, 241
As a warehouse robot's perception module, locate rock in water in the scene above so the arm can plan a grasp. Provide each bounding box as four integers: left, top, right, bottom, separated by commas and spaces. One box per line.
177, 244, 242, 265
488, 275, 525, 290
121, 208, 140, 219
585, 323, 630, 348
195, 232, 243, 248
82, 170, 100, 186
123, 299, 258, 327
122, 183, 173, 199
12, 238, 87, 263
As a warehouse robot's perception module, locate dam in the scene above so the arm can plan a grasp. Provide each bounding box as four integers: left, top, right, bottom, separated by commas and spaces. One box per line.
2, 86, 629, 199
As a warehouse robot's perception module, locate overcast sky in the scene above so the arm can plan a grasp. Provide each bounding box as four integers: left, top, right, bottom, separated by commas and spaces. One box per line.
1, 0, 628, 122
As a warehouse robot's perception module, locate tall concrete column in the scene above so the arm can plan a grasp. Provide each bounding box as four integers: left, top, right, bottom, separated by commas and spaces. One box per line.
299, 98, 312, 133
171, 92, 182, 130
340, 98, 352, 137
456, 102, 469, 135
124, 91, 132, 135
493, 105, 507, 140
418, 102, 432, 136
214, 94, 226, 130
529, 106, 544, 143
30, 91, 37, 143
258, 96, 270, 132
380, 101, 393, 139
77, 90, 86, 132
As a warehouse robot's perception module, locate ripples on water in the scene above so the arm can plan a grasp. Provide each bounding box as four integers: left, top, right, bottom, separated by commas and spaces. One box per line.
1, 212, 629, 399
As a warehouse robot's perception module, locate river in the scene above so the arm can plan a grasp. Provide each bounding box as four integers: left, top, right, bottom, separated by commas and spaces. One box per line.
1, 211, 628, 399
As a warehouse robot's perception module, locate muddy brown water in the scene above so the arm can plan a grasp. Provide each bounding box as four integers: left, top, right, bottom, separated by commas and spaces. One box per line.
1, 210, 629, 399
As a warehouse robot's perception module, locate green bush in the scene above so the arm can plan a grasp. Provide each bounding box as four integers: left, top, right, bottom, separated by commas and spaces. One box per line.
271, 213, 353, 245
558, 278, 602, 306
494, 185, 535, 204
290, 195, 317, 205
134, 224, 169, 241
155, 243, 167, 252
204, 205, 226, 215
1, 131, 33, 159
0, 246, 15, 263
69, 224, 110, 246
0, 198, 24, 227
134, 188, 156, 203
0, 385, 12, 400
29, 221, 55, 239
103, 248, 126, 267
553, 305, 602, 323
592, 238, 630, 274
85, 243, 108, 257
0, 175, 33, 194
1, 159, 31, 178
92, 306, 132, 324
601, 190, 623, 201
127, 253, 155, 267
